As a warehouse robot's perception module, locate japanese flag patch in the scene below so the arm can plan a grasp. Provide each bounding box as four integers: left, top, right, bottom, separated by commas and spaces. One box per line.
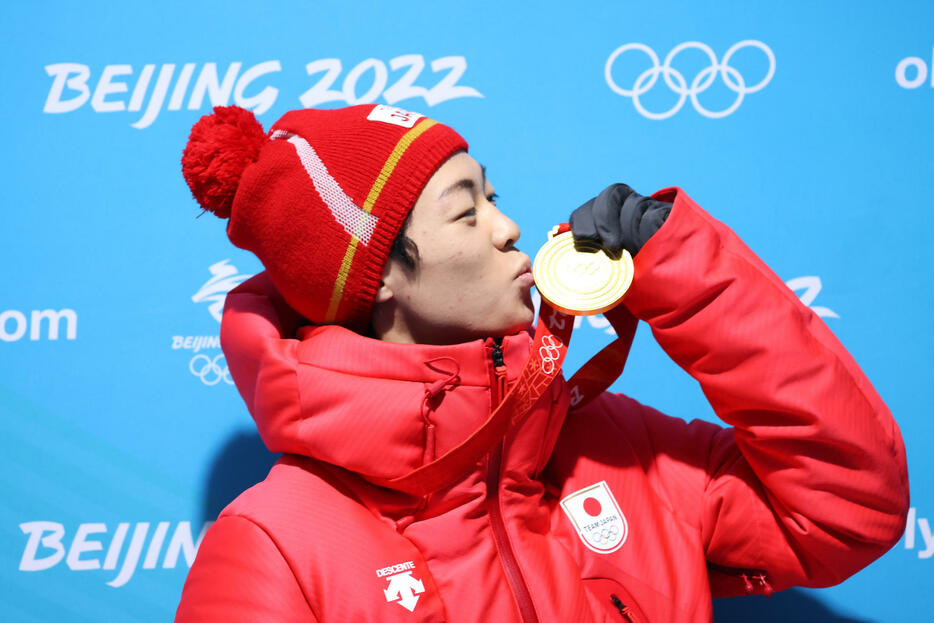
560, 480, 628, 554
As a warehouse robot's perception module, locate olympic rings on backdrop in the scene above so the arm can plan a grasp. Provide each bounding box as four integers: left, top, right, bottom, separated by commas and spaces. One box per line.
539, 335, 563, 375
604, 40, 776, 119
189, 353, 233, 385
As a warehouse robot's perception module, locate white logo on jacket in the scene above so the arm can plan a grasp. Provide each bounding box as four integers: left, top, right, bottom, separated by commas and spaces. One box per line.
378, 560, 425, 611
561, 481, 628, 554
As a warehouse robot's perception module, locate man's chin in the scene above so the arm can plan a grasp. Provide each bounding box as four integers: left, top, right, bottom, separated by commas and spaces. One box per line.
501, 309, 536, 337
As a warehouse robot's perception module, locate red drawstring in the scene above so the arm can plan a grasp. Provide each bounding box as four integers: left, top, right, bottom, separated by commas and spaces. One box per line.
741, 572, 774, 596
420, 358, 461, 465
423, 357, 461, 394
755, 572, 774, 597
708, 562, 772, 597
412, 358, 461, 516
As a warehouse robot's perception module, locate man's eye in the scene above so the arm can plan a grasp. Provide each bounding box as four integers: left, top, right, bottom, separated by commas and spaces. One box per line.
487, 193, 499, 204
459, 207, 477, 219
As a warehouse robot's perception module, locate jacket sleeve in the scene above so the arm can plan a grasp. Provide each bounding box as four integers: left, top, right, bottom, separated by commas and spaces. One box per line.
616, 187, 909, 595
175, 516, 316, 622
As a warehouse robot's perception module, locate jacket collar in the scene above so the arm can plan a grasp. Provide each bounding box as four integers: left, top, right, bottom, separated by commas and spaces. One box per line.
229, 316, 563, 490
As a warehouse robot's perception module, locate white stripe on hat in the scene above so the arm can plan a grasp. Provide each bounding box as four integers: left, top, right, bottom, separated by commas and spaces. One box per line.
270, 129, 378, 245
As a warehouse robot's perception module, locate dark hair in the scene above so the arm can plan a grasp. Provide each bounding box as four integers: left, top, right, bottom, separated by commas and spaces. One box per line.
389, 211, 419, 270
369, 211, 418, 337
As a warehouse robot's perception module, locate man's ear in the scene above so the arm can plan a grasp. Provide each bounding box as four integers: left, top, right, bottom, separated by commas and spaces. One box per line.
375, 259, 400, 304
375, 279, 394, 304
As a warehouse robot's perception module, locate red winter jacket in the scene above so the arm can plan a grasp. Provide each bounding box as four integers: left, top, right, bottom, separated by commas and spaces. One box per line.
174, 189, 908, 623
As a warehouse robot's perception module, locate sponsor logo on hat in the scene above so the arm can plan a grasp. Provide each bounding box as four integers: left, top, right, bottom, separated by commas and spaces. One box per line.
561, 480, 628, 554
367, 105, 424, 128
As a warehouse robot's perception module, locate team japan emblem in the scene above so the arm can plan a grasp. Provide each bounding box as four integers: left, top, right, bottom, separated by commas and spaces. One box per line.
560, 480, 628, 554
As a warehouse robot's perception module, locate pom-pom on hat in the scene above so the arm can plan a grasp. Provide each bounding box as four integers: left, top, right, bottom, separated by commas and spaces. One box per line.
182, 104, 468, 331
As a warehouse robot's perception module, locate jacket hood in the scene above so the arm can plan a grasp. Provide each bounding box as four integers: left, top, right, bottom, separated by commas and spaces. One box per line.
220, 273, 568, 492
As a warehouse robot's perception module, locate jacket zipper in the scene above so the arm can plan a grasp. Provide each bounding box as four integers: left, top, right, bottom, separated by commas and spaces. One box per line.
486, 341, 540, 623
610, 594, 639, 622
707, 562, 774, 596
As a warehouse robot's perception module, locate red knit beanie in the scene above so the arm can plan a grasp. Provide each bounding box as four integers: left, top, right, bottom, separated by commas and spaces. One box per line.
181, 104, 468, 330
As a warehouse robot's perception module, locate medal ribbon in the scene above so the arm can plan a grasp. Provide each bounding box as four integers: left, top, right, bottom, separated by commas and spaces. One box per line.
565, 305, 638, 409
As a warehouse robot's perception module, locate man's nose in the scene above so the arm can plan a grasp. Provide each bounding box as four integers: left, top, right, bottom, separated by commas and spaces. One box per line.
492, 206, 521, 250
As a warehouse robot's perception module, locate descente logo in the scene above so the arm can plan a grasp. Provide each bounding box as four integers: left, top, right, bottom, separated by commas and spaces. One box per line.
19, 520, 211, 587
43, 55, 482, 129
1, 308, 77, 342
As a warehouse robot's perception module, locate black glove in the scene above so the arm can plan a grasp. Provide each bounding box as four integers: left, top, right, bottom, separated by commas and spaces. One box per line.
569, 183, 671, 257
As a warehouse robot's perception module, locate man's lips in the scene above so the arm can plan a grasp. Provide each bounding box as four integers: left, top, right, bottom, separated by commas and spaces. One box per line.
515, 256, 534, 287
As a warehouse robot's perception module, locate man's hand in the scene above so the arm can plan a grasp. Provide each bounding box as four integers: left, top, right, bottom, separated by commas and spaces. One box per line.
569, 183, 671, 257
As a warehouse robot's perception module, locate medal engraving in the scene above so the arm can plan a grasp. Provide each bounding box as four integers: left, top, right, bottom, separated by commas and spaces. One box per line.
532, 230, 633, 316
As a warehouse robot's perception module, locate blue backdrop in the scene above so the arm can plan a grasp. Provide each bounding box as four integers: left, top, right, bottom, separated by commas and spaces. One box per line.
2, 1, 931, 621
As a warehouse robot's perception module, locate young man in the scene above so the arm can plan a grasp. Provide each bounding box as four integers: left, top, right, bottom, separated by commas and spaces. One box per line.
175, 104, 908, 622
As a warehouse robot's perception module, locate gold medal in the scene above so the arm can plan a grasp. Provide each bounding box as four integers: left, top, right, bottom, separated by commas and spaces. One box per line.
532, 228, 634, 316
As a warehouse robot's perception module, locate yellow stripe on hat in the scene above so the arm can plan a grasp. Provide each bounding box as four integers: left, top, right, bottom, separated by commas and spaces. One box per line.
325, 118, 439, 322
